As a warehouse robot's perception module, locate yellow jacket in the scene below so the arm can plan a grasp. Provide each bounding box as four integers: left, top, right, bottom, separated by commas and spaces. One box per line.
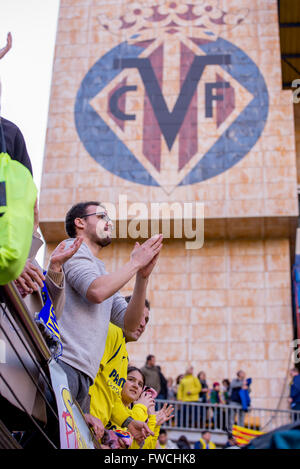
89, 323, 131, 427
177, 374, 201, 402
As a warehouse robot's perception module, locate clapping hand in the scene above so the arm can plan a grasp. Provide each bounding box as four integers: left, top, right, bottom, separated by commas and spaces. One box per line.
131, 234, 163, 279
49, 237, 83, 272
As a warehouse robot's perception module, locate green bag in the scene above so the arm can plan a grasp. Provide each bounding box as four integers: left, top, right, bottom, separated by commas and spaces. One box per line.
0, 119, 37, 285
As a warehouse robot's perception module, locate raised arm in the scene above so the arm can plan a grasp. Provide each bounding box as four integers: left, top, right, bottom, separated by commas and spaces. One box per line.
86, 234, 163, 304
0, 32, 12, 60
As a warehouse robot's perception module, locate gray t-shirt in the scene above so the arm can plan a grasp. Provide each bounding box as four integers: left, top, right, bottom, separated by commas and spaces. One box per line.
58, 240, 127, 381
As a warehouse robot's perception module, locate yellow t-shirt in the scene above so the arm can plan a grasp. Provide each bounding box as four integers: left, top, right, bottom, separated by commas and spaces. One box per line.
89, 323, 131, 427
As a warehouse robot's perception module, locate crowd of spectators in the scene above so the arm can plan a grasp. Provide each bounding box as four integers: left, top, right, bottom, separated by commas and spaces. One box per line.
142, 361, 251, 411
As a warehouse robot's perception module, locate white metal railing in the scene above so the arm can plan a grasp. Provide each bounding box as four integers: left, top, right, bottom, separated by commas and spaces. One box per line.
156, 400, 300, 434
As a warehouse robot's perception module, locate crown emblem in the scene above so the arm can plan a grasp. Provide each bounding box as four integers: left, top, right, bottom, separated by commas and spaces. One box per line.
97, 1, 249, 42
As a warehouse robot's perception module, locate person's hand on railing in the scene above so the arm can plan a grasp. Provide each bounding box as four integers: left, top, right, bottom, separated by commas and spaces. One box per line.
84, 413, 105, 440
15, 260, 45, 296
0, 32, 12, 60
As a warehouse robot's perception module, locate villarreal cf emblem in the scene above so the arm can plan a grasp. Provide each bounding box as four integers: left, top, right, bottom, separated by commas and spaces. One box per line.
75, 2, 269, 194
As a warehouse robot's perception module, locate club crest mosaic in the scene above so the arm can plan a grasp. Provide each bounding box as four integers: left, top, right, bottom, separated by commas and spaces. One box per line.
75, 2, 269, 193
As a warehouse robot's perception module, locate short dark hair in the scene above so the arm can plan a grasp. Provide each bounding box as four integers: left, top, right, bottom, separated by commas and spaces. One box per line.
125, 295, 150, 310
65, 201, 101, 238
127, 366, 146, 387
146, 354, 154, 363
159, 428, 167, 435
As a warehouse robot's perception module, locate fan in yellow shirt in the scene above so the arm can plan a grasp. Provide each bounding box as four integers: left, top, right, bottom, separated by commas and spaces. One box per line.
89, 297, 153, 444
177, 366, 201, 427
111, 366, 174, 449
177, 366, 202, 402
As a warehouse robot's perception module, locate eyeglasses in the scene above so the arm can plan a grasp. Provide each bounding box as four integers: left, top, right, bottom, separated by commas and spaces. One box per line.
81, 212, 112, 223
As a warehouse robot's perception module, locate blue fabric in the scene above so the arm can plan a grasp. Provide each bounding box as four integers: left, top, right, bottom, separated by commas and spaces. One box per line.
239, 378, 251, 411
35, 274, 63, 360
291, 375, 300, 405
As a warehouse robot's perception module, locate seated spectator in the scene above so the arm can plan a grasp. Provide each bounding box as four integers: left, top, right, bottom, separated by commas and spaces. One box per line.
194, 431, 216, 450
176, 435, 191, 449
157, 428, 178, 449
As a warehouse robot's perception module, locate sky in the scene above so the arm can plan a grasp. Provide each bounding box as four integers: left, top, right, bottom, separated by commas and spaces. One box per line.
0, 0, 60, 264
0, 0, 60, 191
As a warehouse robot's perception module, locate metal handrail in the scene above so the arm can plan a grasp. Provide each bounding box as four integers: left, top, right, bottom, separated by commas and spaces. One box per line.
0, 282, 51, 367
156, 399, 300, 434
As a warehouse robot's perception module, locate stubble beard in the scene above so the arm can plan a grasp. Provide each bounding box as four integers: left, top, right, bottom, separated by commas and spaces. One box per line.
98, 236, 112, 247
